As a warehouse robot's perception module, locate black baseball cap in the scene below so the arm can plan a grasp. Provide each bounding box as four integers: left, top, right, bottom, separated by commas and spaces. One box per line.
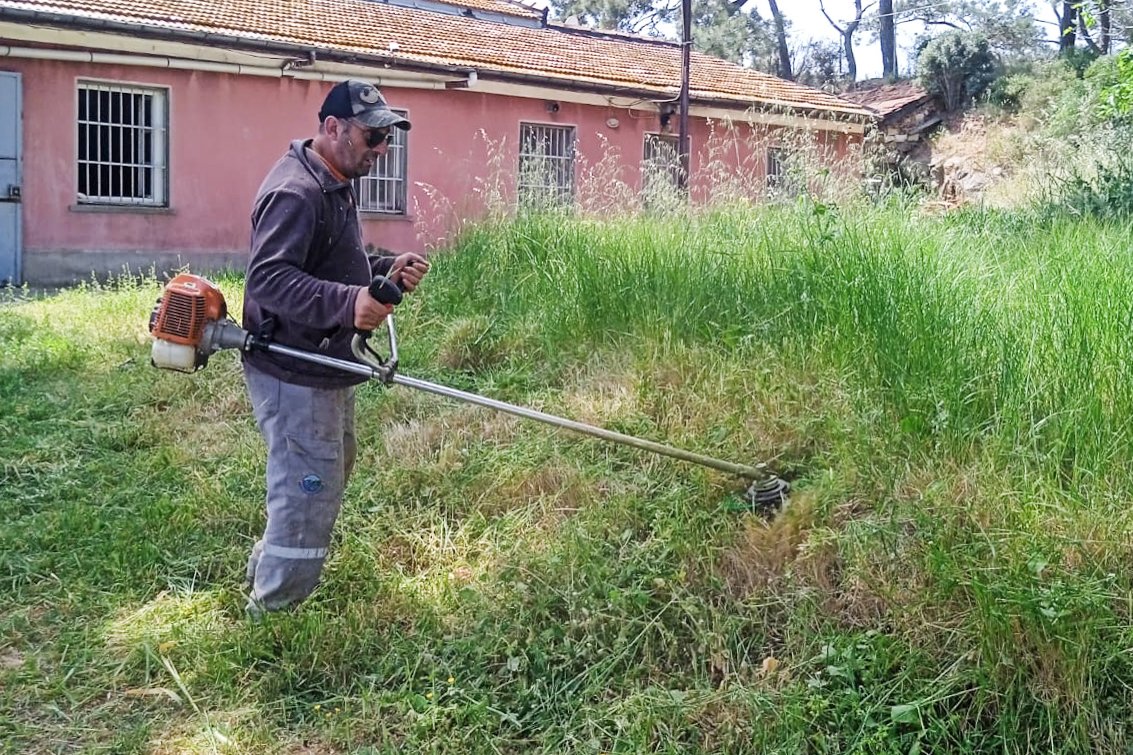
318, 79, 411, 130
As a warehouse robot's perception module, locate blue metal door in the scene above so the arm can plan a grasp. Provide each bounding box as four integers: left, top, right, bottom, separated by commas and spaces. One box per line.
0, 71, 22, 285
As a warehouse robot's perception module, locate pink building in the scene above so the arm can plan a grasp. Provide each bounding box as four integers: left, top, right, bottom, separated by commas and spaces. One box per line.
0, 0, 873, 286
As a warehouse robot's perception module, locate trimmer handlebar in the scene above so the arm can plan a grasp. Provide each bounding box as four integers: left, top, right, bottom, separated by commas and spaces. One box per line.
351, 274, 402, 383
368, 275, 403, 307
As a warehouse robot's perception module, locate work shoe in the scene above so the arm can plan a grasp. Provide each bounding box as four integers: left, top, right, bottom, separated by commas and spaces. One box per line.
245, 595, 267, 623
245, 540, 264, 589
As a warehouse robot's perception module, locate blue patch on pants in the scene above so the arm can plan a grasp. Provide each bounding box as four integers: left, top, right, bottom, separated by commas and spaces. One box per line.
300, 474, 324, 494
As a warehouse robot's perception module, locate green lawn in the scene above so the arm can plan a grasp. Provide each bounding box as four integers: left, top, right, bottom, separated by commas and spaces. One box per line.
4, 202, 1133, 753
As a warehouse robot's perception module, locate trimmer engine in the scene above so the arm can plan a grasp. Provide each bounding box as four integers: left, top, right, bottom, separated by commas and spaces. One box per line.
149, 273, 249, 372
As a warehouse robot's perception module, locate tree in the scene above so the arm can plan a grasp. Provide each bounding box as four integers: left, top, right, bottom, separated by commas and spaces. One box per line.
692, 0, 777, 68
767, 0, 793, 80
1111, 0, 1133, 46
879, 0, 897, 80
550, 0, 779, 70
1077, 0, 1115, 54
917, 30, 998, 111
1058, 1, 1078, 52
820, 0, 875, 83
794, 39, 845, 89
551, 0, 670, 34
894, 0, 1042, 60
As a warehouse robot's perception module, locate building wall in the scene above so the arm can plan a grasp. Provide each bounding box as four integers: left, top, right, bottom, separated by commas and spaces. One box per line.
0, 57, 860, 285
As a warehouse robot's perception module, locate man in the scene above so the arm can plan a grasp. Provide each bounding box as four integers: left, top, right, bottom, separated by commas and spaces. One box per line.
241, 79, 429, 614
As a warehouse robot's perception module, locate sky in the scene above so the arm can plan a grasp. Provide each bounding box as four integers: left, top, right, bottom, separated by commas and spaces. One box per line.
782, 1, 918, 80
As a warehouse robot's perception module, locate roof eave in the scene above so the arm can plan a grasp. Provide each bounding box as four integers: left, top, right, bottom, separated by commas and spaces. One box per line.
688, 92, 874, 124
463, 68, 875, 123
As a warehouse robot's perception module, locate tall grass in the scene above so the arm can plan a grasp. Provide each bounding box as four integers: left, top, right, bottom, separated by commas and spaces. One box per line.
4, 204, 1133, 753
440, 202, 1133, 483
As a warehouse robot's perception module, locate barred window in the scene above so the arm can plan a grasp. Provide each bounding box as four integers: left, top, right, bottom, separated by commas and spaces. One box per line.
77, 81, 168, 206
767, 146, 798, 193
518, 123, 575, 207
642, 133, 682, 203
353, 113, 408, 214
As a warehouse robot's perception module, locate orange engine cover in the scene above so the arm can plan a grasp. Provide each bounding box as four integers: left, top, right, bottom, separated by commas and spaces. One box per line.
150, 274, 228, 346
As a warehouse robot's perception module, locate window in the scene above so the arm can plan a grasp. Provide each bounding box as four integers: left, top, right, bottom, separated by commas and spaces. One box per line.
354, 112, 409, 214
77, 81, 168, 206
642, 133, 682, 203
518, 123, 575, 206
766, 146, 800, 194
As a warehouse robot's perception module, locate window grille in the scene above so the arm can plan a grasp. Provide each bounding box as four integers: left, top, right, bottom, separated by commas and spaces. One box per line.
518, 123, 575, 206
642, 133, 682, 202
353, 113, 408, 214
77, 81, 168, 206
767, 146, 797, 193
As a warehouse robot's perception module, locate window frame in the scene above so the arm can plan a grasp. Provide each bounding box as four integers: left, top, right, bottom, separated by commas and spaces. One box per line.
353, 110, 410, 215
641, 132, 683, 199
518, 122, 576, 207
766, 146, 797, 193
76, 79, 169, 207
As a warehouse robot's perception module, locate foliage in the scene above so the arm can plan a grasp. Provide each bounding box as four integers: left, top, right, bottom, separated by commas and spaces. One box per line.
686, 0, 777, 68
1060, 45, 1103, 75
548, 0, 778, 69
793, 38, 845, 89
983, 59, 1087, 131
1089, 48, 1133, 119
917, 30, 999, 111
1048, 123, 1133, 219
550, 0, 666, 33
895, 0, 1043, 60
1059, 152, 1133, 218
982, 51, 1133, 133
975, 52, 1133, 216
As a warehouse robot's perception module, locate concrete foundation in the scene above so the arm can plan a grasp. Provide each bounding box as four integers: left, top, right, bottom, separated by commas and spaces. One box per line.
20, 249, 249, 287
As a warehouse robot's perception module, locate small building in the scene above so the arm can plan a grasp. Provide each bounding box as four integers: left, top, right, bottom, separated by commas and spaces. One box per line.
844, 79, 942, 153
842, 79, 944, 194
0, 0, 873, 285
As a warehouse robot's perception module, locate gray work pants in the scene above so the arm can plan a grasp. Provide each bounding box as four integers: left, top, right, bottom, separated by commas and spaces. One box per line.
243, 364, 357, 612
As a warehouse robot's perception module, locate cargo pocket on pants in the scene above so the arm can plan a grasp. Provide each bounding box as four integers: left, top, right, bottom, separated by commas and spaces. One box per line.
262, 434, 345, 557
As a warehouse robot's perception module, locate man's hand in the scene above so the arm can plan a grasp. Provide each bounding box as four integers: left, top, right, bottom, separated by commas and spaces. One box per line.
353, 286, 395, 331
388, 252, 430, 293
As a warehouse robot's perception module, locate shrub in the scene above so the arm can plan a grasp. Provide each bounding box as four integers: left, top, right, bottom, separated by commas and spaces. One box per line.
917, 30, 999, 111
1088, 48, 1133, 121
1056, 124, 1133, 220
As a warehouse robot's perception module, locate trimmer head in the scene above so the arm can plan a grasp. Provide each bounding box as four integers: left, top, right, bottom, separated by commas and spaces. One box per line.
744, 476, 791, 511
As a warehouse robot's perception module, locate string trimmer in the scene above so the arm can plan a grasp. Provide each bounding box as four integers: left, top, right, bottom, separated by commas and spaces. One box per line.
147, 273, 788, 507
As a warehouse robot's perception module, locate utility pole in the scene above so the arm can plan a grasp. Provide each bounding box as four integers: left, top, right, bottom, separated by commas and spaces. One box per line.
677, 0, 691, 193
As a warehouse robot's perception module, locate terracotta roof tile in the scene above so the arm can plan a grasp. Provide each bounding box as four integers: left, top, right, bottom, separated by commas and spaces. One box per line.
843, 80, 933, 118
1, 0, 872, 118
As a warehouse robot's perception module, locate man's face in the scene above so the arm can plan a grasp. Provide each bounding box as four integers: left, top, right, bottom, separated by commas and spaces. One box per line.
334, 118, 392, 179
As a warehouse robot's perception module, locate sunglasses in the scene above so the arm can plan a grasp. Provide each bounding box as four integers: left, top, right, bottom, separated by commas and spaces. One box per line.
348, 120, 395, 148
